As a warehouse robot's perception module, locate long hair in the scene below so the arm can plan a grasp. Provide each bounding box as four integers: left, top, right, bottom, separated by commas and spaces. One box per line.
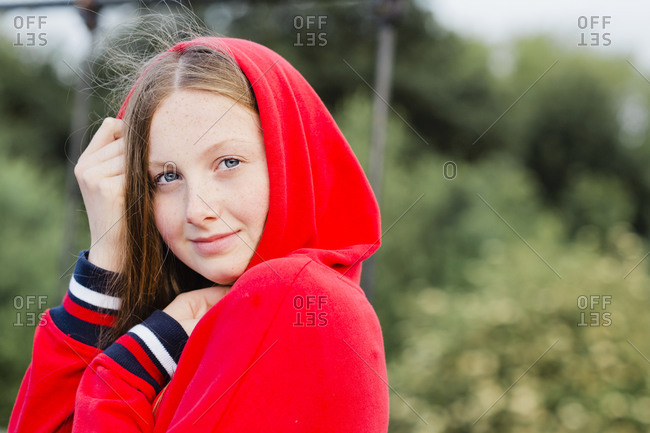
96, 21, 258, 349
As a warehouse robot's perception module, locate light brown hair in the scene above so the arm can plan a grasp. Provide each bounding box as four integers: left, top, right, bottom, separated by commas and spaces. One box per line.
97, 20, 258, 349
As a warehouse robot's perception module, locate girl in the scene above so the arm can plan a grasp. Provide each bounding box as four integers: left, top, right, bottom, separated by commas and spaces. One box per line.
10, 32, 388, 432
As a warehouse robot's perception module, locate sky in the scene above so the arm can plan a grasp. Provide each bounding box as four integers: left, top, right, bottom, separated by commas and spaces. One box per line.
2, 0, 650, 80
427, 0, 650, 70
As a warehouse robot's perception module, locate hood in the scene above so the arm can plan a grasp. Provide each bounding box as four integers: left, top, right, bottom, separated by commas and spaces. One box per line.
117, 37, 381, 285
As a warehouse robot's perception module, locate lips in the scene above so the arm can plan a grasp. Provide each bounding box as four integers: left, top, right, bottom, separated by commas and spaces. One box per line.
191, 231, 240, 255
192, 232, 237, 243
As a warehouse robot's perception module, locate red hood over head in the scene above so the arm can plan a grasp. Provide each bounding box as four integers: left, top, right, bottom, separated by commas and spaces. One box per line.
117, 37, 381, 284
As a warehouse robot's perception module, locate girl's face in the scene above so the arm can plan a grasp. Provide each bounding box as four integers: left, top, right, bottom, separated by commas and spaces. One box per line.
148, 89, 269, 285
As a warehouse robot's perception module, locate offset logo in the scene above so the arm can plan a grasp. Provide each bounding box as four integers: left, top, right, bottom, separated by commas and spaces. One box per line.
578, 15, 612, 47
443, 161, 457, 180
13, 295, 48, 327
13, 15, 47, 47
577, 295, 612, 327
293, 15, 328, 47
293, 294, 328, 327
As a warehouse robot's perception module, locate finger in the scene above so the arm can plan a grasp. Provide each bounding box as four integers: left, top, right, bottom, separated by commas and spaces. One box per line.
88, 154, 126, 179
184, 319, 199, 337
80, 138, 125, 170
93, 137, 125, 162
85, 118, 125, 155
112, 119, 127, 140
195, 286, 230, 308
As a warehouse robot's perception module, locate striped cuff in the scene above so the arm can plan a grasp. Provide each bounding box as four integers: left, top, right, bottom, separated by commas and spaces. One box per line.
50, 250, 121, 349
103, 310, 188, 394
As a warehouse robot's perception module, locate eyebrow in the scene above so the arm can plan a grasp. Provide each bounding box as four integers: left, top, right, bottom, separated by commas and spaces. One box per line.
148, 138, 233, 168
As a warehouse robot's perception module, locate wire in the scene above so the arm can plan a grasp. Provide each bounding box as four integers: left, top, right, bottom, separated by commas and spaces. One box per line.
0, 0, 187, 9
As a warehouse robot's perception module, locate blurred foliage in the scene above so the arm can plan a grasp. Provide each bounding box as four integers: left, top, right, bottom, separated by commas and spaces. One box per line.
334, 49, 650, 432
3, 0, 650, 431
0, 147, 66, 422
387, 218, 650, 433
0, 42, 72, 164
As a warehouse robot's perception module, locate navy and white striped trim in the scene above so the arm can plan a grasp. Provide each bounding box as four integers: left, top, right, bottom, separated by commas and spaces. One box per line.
104, 310, 189, 394
129, 323, 179, 377
69, 276, 121, 311
50, 250, 119, 349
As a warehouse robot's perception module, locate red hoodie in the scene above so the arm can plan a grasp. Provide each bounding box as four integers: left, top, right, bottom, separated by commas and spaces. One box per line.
9, 37, 388, 432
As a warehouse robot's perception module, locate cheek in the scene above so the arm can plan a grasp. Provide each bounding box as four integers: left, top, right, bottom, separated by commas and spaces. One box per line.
247, 171, 270, 228
230, 176, 268, 230
153, 196, 181, 241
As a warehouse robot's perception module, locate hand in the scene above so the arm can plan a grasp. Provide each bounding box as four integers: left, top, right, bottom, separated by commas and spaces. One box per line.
163, 286, 230, 337
74, 118, 127, 273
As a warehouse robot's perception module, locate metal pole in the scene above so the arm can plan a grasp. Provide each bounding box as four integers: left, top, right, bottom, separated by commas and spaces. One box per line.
361, 0, 403, 301
367, 17, 395, 203
59, 2, 100, 286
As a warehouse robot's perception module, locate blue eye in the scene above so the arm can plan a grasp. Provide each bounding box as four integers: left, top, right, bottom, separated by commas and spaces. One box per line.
154, 171, 179, 184
222, 158, 240, 169
164, 171, 179, 181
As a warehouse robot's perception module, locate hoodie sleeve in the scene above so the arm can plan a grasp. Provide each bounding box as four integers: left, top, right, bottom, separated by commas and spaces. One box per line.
8, 250, 121, 433
70, 309, 188, 433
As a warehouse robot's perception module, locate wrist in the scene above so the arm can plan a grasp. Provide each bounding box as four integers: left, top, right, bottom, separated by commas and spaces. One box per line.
88, 245, 123, 273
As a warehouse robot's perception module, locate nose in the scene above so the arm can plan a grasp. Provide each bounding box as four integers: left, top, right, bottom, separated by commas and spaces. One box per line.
185, 185, 221, 226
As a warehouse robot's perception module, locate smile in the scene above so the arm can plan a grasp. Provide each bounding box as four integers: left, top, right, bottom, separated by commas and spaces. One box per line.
191, 231, 240, 255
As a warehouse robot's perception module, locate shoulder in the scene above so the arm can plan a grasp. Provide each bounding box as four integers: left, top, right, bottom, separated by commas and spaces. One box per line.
232, 254, 381, 339
235, 254, 313, 291
236, 254, 372, 316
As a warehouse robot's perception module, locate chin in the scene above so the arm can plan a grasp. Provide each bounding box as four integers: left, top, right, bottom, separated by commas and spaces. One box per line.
183, 250, 254, 286
209, 275, 238, 286
200, 265, 246, 286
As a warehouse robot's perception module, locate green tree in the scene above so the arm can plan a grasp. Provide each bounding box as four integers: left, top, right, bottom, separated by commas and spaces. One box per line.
0, 148, 65, 424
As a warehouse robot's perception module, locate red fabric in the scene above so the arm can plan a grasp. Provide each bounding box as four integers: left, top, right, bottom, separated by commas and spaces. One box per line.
9, 37, 387, 432
9, 310, 100, 432
62, 293, 116, 327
